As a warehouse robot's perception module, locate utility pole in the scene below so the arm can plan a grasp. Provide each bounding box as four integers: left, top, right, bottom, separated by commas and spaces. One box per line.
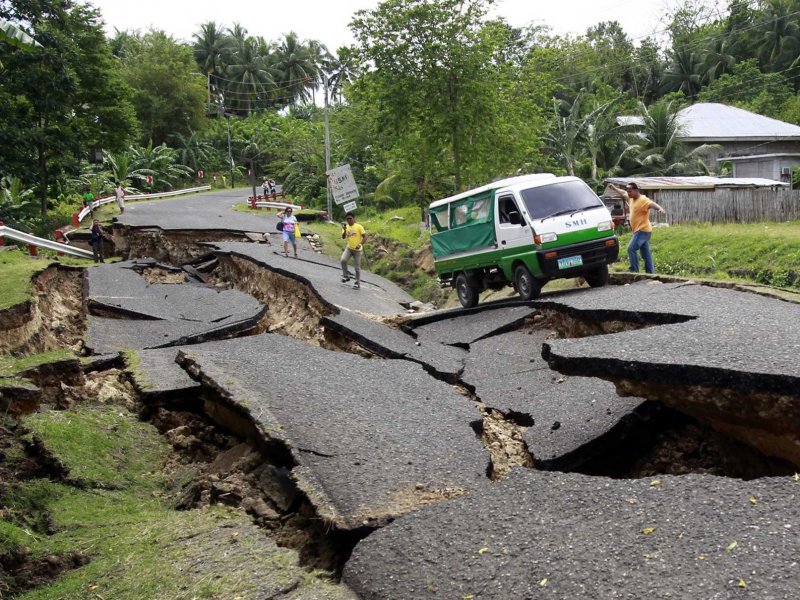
323, 71, 332, 222
225, 112, 235, 189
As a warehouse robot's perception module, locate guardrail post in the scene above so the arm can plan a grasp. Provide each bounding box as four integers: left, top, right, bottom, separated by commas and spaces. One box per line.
249, 196, 257, 209
54, 230, 65, 256
0, 220, 4, 245
72, 212, 80, 228
28, 244, 38, 257
281, 190, 286, 199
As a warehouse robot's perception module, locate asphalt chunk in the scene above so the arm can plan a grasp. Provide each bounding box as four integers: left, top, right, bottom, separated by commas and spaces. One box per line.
344, 469, 800, 599
176, 334, 489, 529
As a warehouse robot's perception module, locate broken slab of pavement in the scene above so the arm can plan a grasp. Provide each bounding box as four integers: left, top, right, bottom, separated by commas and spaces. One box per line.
404, 304, 537, 348
539, 281, 800, 466
207, 241, 416, 317
464, 328, 648, 470
321, 310, 466, 381
175, 334, 489, 529
343, 468, 800, 599
126, 347, 201, 399
84, 310, 265, 354
87, 260, 263, 323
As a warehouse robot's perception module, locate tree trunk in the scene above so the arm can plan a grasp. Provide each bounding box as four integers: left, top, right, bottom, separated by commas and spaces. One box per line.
37, 142, 48, 220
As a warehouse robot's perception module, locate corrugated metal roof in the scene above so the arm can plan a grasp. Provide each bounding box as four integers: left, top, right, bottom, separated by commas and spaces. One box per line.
605, 176, 789, 190
678, 103, 800, 140
617, 103, 800, 142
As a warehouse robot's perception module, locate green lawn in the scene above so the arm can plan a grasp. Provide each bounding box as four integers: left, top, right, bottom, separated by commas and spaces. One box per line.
0, 248, 94, 310
617, 221, 800, 289
2, 403, 344, 600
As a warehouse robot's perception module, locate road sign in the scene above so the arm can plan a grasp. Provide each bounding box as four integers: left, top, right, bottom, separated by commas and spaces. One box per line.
343, 201, 357, 212
326, 164, 360, 205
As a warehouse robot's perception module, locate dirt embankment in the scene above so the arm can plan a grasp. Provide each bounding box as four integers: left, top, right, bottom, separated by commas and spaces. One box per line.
112, 227, 248, 264
0, 266, 85, 357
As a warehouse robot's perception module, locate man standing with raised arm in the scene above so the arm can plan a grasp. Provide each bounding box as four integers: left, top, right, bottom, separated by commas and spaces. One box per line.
611, 182, 666, 274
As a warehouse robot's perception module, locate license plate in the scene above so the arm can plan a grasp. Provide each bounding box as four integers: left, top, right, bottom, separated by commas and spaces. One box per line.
557, 255, 583, 269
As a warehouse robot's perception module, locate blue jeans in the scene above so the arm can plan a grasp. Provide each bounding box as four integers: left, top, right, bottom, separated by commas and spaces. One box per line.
628, 231, 654, 273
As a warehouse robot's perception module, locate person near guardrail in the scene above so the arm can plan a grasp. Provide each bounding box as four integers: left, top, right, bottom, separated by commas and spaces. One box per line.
114, 182, 126, 214
278, 207, 299, 258
341, 212, 367, 289
90, 219, 105, 263
82, 191, 95, 215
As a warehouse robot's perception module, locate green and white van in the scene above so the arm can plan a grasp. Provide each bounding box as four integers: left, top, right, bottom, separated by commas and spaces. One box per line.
429, 174, 619, 307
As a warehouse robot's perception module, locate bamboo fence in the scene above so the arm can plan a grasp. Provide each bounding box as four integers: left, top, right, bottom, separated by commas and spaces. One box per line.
651, 189, 800, 224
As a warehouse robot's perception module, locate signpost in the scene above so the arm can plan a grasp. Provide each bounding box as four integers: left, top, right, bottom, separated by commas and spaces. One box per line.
326, 164, 360, 205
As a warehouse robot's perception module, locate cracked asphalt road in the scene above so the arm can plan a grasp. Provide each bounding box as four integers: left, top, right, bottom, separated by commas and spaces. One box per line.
88, 190, 800, 597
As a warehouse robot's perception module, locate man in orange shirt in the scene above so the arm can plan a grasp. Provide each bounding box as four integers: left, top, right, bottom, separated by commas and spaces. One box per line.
611, 182, 666, 274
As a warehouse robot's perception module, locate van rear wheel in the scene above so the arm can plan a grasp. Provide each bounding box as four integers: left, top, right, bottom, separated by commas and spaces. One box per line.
454, 273, 480, 308
514, 264, 542, 301
584, 264, 609, 288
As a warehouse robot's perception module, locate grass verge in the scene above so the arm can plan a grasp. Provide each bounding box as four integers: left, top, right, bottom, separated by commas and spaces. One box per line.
2, 401, 349, 599
616, 221, 800, 289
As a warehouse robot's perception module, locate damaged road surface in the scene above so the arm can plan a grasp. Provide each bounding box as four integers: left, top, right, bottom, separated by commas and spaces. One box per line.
541, 281, 800, 466
344, 469, 800, 598
6, 185, 800, 599
176, 334, 489, 529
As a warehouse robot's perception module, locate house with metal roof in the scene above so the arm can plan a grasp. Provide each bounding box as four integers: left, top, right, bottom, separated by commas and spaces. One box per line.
601, 175, 795, 225
619, 103, 800, 181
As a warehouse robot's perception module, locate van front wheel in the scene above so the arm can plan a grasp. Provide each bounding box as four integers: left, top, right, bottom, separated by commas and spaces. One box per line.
514, 264, 541, 301
584, 264, 609, 288
454, 273, 480, 308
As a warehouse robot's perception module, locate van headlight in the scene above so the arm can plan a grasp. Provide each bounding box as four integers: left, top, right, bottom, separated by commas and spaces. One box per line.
597, 221, 613, 232
534, 232, 558, 244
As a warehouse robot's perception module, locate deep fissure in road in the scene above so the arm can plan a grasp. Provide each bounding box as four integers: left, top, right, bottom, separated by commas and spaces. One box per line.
3, 232, 797, 595
141, 384, 376, 577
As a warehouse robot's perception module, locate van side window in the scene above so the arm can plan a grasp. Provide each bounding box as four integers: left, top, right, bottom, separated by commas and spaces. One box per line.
498, 196, 524, 225
450, 196, 491, 228
430, 205, 449, 232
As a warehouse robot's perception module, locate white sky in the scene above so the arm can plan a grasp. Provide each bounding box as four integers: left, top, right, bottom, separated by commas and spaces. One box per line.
83, 0, 678, 49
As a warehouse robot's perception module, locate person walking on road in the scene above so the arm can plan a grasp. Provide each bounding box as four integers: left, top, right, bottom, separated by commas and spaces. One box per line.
610, 182, 666, 274
341, 212, 367, 289
89, 219, 105, 263
278, 207, 299, 258
114, 182, 126, 214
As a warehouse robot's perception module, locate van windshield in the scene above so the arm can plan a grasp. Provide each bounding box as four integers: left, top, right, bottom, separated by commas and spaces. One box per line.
519, 180, 604, 220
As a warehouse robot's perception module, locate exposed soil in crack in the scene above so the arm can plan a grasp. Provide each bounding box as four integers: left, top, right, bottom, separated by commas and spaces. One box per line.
0, 265, 85, 356
209, 254, 334, 344
0, 416, 87, 597
136, 266, 188, 285
112, 227, 248, 264
141, 391, 373, 576
472, 405, 535, 480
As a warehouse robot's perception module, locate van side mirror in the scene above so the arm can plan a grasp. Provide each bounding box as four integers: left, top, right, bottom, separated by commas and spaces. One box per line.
508, 210, 522, 225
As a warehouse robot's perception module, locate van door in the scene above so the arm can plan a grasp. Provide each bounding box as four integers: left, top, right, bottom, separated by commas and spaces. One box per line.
495, 194, 532, 251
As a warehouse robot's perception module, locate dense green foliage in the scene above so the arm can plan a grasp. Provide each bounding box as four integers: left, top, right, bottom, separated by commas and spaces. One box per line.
1, 0, 800, 229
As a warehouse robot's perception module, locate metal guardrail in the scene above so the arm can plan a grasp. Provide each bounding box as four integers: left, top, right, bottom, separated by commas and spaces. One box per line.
253, 201, 303, 211
76, 185, 212, 224
0, 225, 94, 259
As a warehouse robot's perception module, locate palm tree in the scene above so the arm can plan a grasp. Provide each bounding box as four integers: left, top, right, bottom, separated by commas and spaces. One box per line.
324, 47, 358, 102
758, 0, 800, 69
104, 150, 150, 190
128, 142, 193, 190
273, 32, 318, 106
662, 47, 704, 100
544, 91, 587, 176
624, 100, 720, 176
702, 36, 736, 82
226, 37, 277, 115
193, 22, 231, 108
172, 130, 216, 173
